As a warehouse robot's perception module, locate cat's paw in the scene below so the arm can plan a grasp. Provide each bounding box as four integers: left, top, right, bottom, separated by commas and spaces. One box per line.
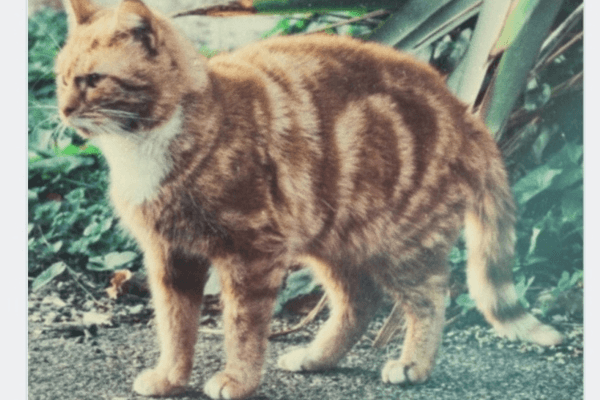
203, 371, 258, 400
381, 360, 432, 385
277, 347, 335, 372
277, 347, 312, 371
133, 368, 186, 396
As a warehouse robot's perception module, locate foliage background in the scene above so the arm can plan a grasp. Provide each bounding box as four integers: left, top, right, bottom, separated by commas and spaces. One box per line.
27, 0, 583, 325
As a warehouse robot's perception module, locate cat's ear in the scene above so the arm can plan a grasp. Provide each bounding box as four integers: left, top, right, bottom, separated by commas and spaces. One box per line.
116, 0, 160, 56
64, 0, 100, 29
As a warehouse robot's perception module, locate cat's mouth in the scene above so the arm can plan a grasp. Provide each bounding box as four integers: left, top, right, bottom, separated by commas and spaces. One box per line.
67, 119, 95, 138
67, 115, 139, 138
77, 127, 92, 138
123, 118, 140, 132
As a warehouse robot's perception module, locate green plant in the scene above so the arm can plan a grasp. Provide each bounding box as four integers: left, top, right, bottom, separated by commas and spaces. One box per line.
28, 10, 140, 288
28, 1, 582, 322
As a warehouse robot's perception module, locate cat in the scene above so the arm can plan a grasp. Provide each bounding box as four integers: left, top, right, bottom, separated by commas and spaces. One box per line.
55, 0, 563, 399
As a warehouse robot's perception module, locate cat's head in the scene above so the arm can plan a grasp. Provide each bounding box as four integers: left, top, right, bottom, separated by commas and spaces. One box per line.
55, 0, 206, 138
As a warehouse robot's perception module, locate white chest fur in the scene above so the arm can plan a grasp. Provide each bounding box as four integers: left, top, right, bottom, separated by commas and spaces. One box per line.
95, 107, 183, 205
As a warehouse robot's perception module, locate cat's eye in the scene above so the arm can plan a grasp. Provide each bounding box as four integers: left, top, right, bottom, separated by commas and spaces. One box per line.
75, 73, 104, 89
85, 73, 103, 88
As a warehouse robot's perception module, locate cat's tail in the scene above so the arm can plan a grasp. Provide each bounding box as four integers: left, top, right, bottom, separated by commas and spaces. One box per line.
463, 160, 563, 346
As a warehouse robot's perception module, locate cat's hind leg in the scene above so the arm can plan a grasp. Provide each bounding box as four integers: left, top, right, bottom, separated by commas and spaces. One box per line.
278, 256, 382, 372
380, 271, 448, 385
133, 247, 209, 396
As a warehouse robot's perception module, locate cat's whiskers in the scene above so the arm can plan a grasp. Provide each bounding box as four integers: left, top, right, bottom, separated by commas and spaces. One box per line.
30, 112, 61, 133
28, 103, 59, 111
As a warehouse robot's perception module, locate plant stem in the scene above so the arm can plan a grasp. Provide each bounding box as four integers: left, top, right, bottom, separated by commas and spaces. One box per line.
532, 31, 582, 77
66, 267, 102, 306
299, 9, 389, 35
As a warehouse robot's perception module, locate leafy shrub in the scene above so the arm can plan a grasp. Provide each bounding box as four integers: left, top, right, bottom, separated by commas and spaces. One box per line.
28, 3, 582, 321
28, 10, 139, 287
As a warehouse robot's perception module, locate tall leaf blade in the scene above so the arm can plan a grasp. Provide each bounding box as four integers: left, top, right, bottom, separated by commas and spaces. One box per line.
254, 0, 407, 13
493, 0, 542, 52
479, 0, 564, 138
368, 0, 451, 46
447, 0, 513, 103
397, 0, 481, 53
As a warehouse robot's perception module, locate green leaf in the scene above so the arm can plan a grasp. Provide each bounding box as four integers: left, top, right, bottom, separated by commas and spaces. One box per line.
87, 251, 138, 271
569, 270, 583, 287
395, 0, 480, 54
546, 142, 583, 190
34, 200, 62, 221
455, 293, 476, 314
274, 269, 320, 315
524, 80, 552, 111
65, 188, 86, 203
527, 227, 542, 256
556, 271, 570, 291
56, 144, 81, 157
481, 0, 564, 137
57, 143, 102, 157
369, 0, 451, 46
515, 275, 535, 308
100, 217, 114, 233
495, 0, 542, 50
524, 255, 547, 267
262, 18, 291, 38
31, 261, 67, 291
531, 126, 554, 163
561, 188, 583, 223
449, 246, 466, 264
254, 0, 404, 13
446, 0, 511, 103
83, 221, 100, 236
28, 190, 39, 202
51, 241, 63, 253
512, 166, 562, 206
547, 142, 582, 169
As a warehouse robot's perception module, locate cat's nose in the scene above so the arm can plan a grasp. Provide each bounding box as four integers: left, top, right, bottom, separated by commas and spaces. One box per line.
62, 106, 76, 117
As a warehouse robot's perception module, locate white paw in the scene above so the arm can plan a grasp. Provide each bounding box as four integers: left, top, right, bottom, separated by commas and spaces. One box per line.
132, 368, 185, 396
203, 375, 232, 400
381, 360, 429, 385
203, 371, 258, 400
132, 370, 156, 396
277, 348, 311, 371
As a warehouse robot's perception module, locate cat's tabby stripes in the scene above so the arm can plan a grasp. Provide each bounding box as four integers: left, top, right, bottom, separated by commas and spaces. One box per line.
55, 1, 563, 399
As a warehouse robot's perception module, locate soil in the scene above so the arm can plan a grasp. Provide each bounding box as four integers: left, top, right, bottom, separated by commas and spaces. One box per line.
28, 275, 583, 400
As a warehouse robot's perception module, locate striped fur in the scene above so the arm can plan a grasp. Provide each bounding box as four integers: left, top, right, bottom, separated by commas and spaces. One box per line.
56, 1, 562, 399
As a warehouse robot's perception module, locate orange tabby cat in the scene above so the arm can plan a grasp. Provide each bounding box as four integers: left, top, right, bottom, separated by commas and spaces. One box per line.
55, 0, 563, 398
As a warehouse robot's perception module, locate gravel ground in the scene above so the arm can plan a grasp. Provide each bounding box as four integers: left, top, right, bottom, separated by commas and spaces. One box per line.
27, 276, 583, 400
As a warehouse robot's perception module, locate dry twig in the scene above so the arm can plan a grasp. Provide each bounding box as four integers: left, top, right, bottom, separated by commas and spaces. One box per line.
298, 10, 389, 36
197, 294, 329, 339
372, 301, 404, 348
170, 0, 256, 18
269, 294, 328, 339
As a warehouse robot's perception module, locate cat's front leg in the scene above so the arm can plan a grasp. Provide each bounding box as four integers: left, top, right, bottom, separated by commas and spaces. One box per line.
133, 247, 208, 396
203, 258, 284, 400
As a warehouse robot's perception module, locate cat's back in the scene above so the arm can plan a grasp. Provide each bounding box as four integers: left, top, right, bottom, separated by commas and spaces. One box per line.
204, 34, 474, 157
207, 34, 452, 100
197, 34, 501, 258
